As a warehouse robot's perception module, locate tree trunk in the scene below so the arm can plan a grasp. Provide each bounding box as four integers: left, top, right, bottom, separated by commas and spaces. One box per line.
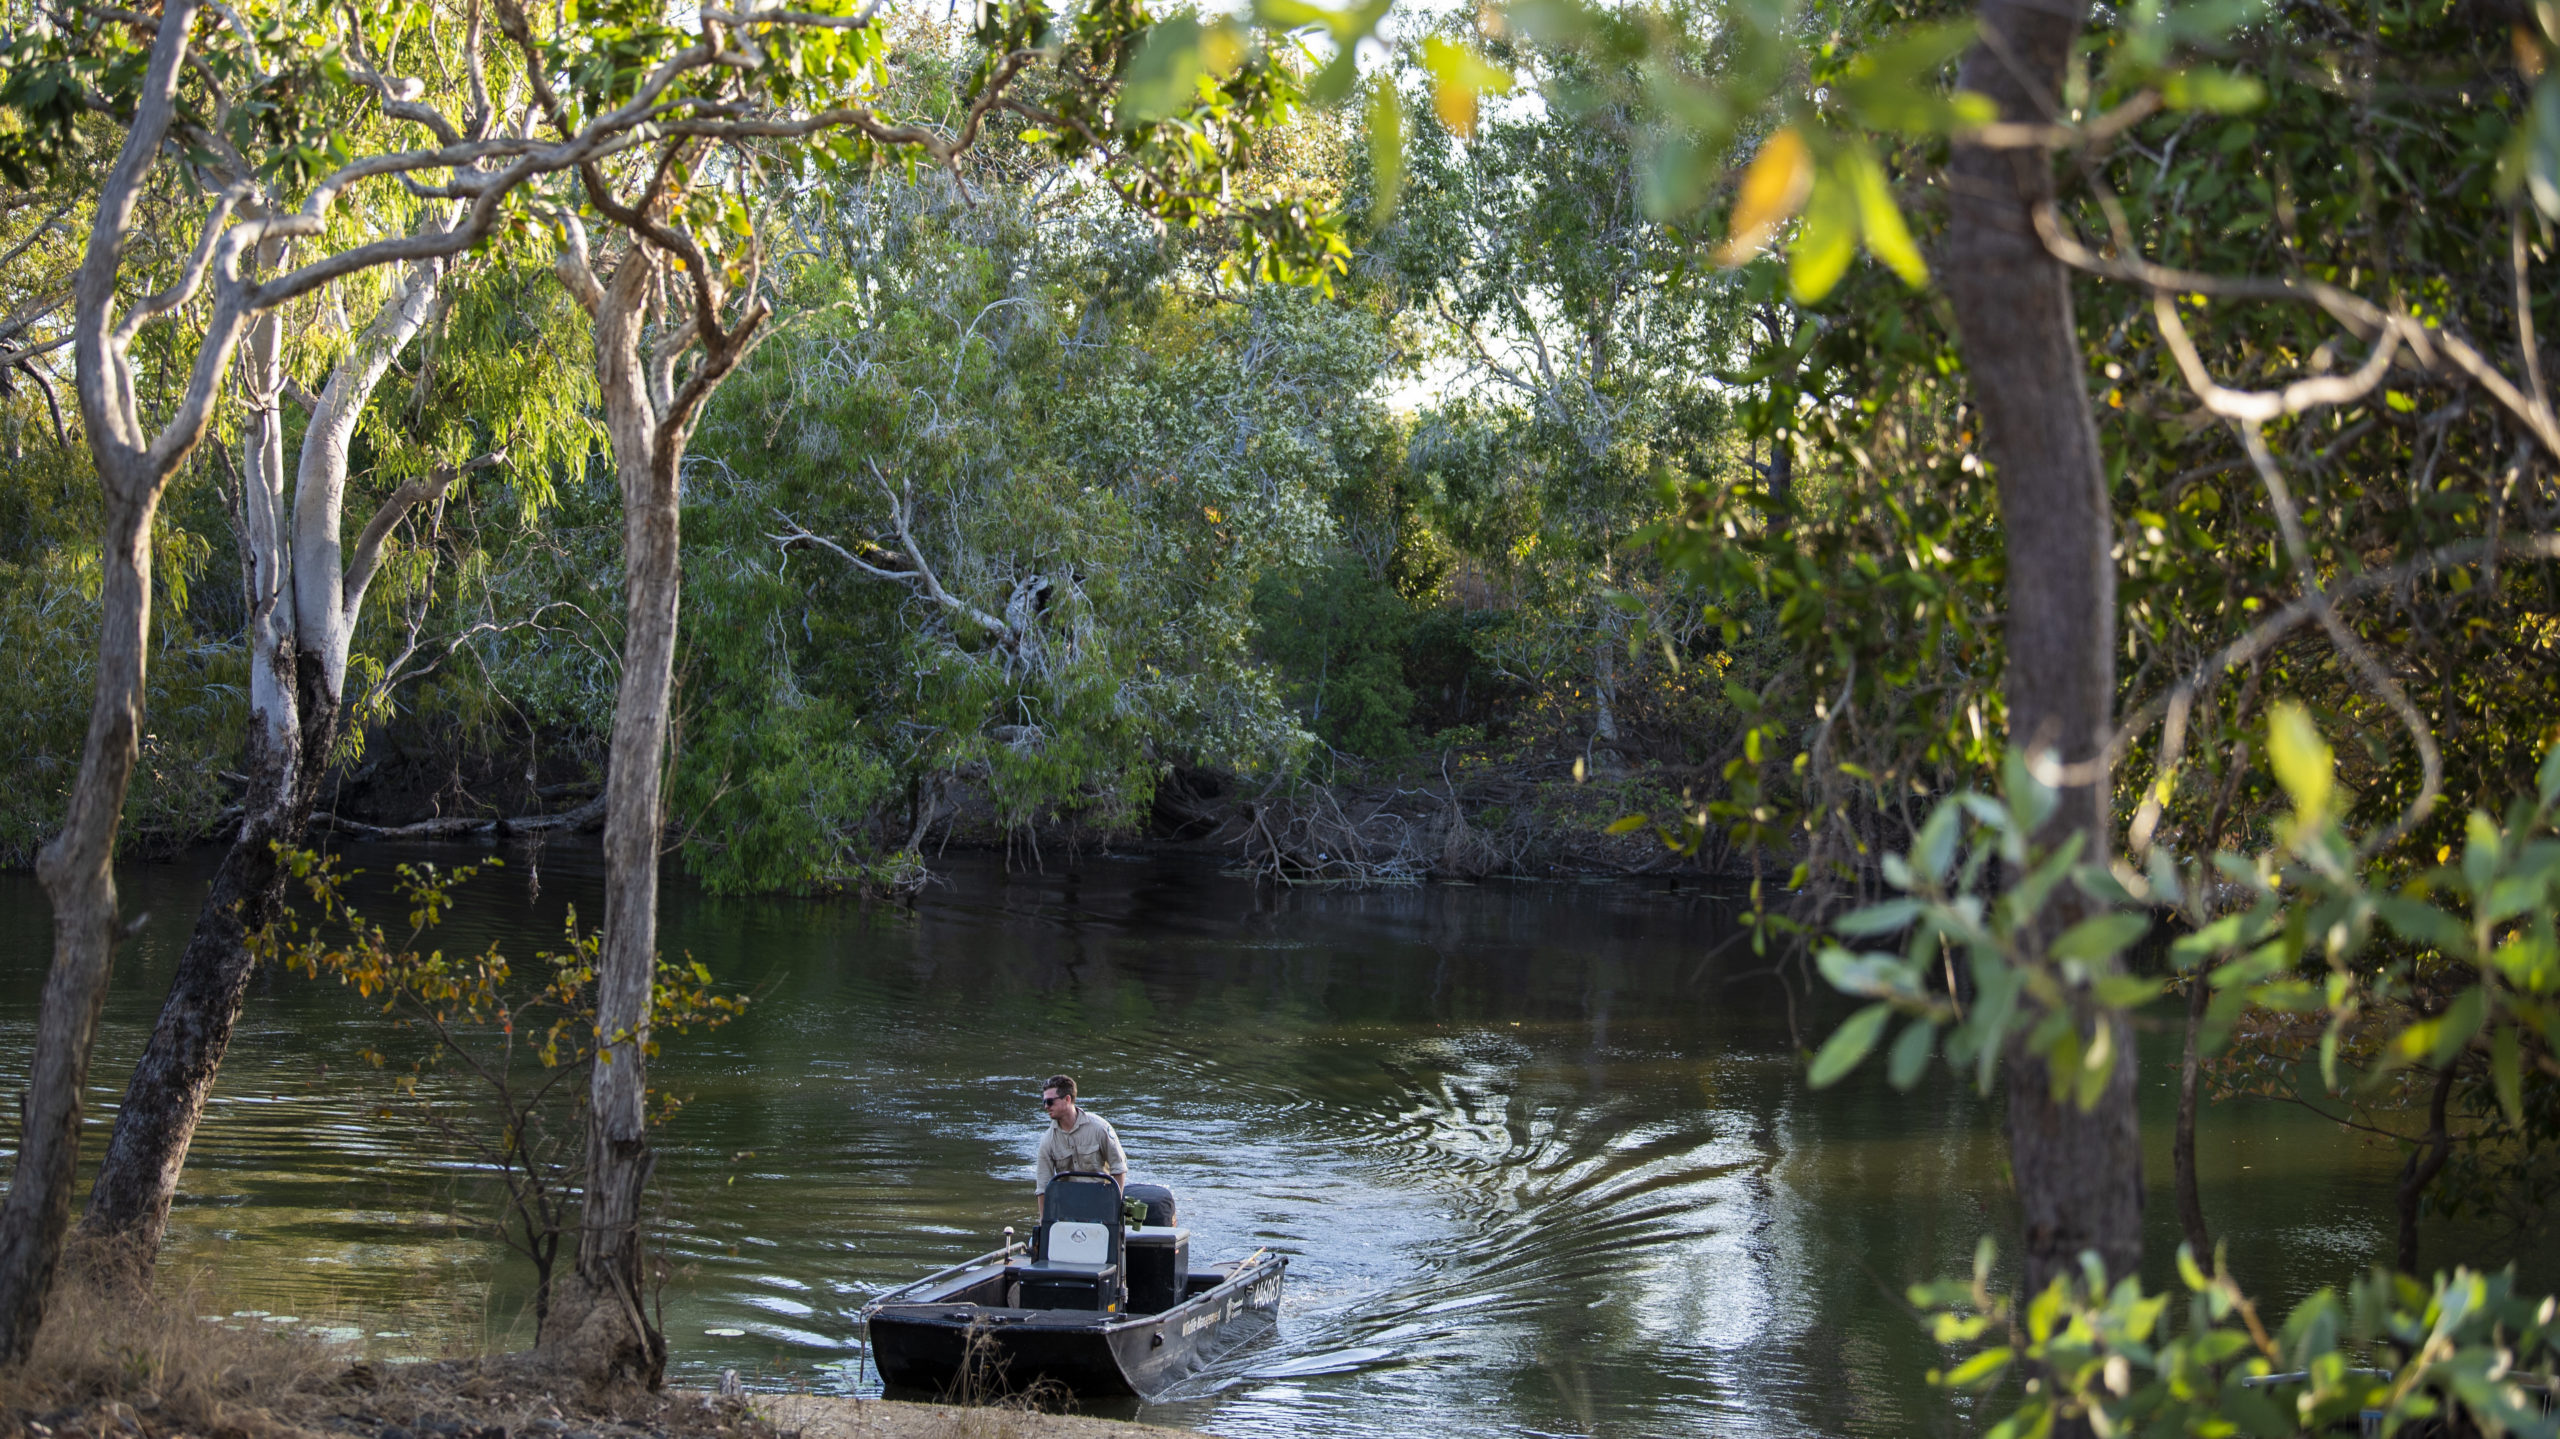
0, 485, 159, 1356
1755, 305, 1796, 532
73, 679, 338, 1273
2395, 1063, 2458, 1276
2173, 975, 2213, 1261
75, 239, 450, 1273
540, 251, 671, 1387
1766, 429, 1793, 529
0, 0, 207, 1360
1943, 0, 2143, 1299
1593, 629, 1620, 748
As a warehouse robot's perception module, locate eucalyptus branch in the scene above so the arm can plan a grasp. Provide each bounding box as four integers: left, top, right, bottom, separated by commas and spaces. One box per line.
340, 4, 467, 145
341, 448, 510, 621
2035, 199, 2560, 459
108, 190, 241, 350
768, 464, 1011, 639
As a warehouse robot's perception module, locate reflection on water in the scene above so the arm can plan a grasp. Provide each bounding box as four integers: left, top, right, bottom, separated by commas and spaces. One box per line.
0, 844, 2546, 1437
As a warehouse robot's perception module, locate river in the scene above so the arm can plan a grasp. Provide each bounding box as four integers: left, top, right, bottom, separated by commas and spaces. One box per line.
0, 841, 2545, 1437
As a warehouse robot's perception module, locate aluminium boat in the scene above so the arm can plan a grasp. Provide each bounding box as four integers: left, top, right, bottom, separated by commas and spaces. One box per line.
858, 1173, 1285, 1398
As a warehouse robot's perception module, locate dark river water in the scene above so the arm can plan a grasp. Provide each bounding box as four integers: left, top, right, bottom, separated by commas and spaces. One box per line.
1, 841, 2548, 1437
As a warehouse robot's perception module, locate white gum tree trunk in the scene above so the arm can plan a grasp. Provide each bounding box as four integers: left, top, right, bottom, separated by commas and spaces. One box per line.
77, 233, 468, 1270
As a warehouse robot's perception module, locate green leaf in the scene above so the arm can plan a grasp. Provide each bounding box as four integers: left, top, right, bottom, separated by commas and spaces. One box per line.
1809, 1002, 1891, 1087
2173, 913, 2248, 964
1836, 898, 1922, 936
2145, 845, 2184, 907
1914, 799, 1963, 885
2069, 1016, 2117, 1110
2528, 72, 2560, 221
1941, 1345, 2013, 1390
2373, 894, 2474, 958
1966, 958, 2020, 1093
2094, 973, 2161, 1009
2538, 739, 2560, 806
2051, 911, 2150, 963
1787, 162, 1858, 303
2424, 986, 2488, 1068
2176, 1243, 2209, 1293
1603, 811, 1649, 835
1363, 81, 1406, 229
1121, 15, 1209, 124
2492, 1023, 2525, 1128
1842, 143, 1926, 288
1834, 21, 1980, 134
1287, 46, 1349, 106
2002, 831, 2087, 931
1817, 945, 1910, 997
1887, 1017, 1936, 1089
2161, 65, 2266, 112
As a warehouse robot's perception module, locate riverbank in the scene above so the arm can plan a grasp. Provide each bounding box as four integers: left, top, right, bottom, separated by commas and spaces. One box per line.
0, 1276, 1196, 1439
756, 1395, 1201, 1439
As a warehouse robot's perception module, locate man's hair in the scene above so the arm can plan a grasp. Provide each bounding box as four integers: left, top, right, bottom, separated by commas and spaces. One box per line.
1044, 1074, 1076, 1100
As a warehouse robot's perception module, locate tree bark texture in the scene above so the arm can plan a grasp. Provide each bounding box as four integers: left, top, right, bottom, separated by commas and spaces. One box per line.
1942, 0, 2145, 1298
541, 250, 672, 1388
73, 656, 340, 1269
77, 242, 452, 1271
0, 0, 220, 1360
2173, 976, 2213, 1260
0, 489, 160, 1353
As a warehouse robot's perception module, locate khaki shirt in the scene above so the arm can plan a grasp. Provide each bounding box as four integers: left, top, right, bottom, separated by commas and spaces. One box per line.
1034, 1109, 1127, 1194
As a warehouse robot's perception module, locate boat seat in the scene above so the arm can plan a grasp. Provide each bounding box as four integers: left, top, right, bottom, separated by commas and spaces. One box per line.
1029, 1172, 1126, 1311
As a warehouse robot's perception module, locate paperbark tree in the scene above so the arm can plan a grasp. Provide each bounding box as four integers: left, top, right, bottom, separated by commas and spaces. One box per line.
76, 216, 504, 1270
0, 0, 878, 1354
1939, 0, 2144, 1296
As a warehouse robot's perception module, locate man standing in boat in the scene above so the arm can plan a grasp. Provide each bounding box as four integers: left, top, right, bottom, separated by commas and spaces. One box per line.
1035, 1073, 1127, 1220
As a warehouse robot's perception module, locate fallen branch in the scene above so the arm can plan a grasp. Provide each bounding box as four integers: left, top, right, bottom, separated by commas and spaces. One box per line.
311, 792, 606, 840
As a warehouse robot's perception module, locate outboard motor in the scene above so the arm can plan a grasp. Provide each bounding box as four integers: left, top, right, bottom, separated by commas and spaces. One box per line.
1124, 1181, 1176, 1228
1120, 1182, 1188, 1314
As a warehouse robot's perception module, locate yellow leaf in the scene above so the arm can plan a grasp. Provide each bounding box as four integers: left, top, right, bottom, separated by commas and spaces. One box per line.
2267, 701, 2334, 825
1421, 36, 1513, 139
1719, 127, 1814, 267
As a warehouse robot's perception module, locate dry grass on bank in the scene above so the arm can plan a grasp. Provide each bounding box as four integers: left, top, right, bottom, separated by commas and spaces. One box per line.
0, 1279, 1195, 1439
753, 1395, 1203, 1439
0, 1275, 760, 1439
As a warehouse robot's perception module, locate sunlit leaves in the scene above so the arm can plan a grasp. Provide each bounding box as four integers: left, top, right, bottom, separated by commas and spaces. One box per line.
2266, 699, 2335, 828
1786, 164, 1857, 302
1842, 146, 1926, 288
2160, 66, 2266, 112
1917, 1246, 2560, 1439
1418, 35, 1512, 139
1716, 126, 1811, 266
1121, 15, 1249, 123
1829, 21, 1985, 134
1367, 79, 1405, 224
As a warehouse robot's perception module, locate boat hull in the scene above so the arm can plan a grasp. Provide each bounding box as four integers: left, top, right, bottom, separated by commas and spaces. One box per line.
864, 1253, 1286, 1399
